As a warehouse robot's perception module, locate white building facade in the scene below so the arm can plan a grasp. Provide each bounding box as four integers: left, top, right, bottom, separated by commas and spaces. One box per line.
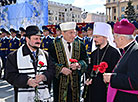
48, 1, 82, 25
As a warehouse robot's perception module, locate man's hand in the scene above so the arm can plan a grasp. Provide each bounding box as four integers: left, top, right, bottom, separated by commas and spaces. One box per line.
103, 73, 112, 83
35, 74, 46, 83
27, 78, 39, 88
61, 67, 72, 75
85, 79, 92, 85
69, 63, 80, 70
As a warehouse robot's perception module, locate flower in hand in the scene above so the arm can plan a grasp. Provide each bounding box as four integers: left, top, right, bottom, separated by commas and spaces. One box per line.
34, 61, 45, 102
93, 62, 108, 74
69, 59, 80, 70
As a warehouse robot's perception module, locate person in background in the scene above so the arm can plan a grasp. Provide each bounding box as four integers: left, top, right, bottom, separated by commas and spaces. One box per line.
55, 24, 62, 38
19, 27, 26, 46
8, 28, 20, 54
40, 26, 54, 52
5, 25, 55, 102
104, 19, 138, 102
132, 21, 138, 42
49, 22, 88, 102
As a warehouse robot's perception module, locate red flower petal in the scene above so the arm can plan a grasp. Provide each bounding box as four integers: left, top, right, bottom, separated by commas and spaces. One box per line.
98, 66, 106, 73
93, 65, 99, 71
39, 61, 44, 67
100, 62, 108, 69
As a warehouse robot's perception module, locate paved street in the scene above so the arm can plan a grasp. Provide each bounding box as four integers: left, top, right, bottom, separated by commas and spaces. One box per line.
0, 80, 14, 102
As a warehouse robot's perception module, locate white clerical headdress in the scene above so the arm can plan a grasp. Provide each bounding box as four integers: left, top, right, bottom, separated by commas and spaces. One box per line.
60, 22, 76, 31
93, 22, 116, 48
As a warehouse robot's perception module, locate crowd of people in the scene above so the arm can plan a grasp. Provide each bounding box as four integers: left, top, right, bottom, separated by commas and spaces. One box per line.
0, 19, 138, 102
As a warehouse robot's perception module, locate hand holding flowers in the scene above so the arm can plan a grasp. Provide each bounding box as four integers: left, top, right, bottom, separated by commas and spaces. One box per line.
69, 59, 80, 70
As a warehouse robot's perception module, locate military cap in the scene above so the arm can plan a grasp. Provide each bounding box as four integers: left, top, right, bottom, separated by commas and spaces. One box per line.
1, 28, 7, 33
19, 27, 26, 32
55, 25, 61, 31
25, 25, 42, 37
86, 23, 94, 30
42, 26, 53, 34
10, 28, 16, 33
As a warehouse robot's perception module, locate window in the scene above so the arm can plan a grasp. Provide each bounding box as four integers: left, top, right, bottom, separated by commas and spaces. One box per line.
55, 17, 57, 20
137, 5, 138, 10
121, 7, 125, 12
114, 8, 116, 13
114, 16, 116, 20
108, 0, 110, 3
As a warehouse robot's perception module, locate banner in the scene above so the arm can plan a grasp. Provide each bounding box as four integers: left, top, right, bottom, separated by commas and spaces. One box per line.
0, 0, 48, 30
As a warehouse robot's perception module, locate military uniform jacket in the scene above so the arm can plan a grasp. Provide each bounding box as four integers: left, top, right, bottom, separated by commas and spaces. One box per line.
40, 36, 54, 52
5, 44, 55, 102
49, 37, 88, 102
8, 37, 20, 54
110, 41, 138, 102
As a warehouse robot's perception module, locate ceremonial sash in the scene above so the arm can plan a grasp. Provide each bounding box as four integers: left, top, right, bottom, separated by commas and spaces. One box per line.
107, 84, 138, 102
17, 45, 50, 102
54, 38, 80, 102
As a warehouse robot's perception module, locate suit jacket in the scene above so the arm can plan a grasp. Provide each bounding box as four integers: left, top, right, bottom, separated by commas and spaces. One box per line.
111, 41, 138, 102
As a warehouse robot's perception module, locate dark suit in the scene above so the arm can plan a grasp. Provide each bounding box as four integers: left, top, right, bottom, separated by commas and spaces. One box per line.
110, 41, 138, 102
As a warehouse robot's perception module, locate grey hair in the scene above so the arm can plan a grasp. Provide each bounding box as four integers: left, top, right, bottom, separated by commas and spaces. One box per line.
114, 33, 134, 40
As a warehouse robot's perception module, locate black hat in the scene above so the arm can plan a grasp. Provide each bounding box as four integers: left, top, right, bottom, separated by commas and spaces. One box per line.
19, 27, 26, 32
10, 28, 16, 33
86, 23, 94, 30
25, 25, 41, 37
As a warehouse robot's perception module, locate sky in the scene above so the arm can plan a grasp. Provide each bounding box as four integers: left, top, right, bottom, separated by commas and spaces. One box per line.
49, 0, 106, 14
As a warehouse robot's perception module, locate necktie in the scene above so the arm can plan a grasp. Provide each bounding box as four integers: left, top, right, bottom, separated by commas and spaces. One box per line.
32, 51, 36, 59
67, 42, 71, 52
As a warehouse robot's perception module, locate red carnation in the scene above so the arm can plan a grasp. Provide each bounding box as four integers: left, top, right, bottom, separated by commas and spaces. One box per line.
38, 61, 44, 67
93, 65, 99, 71
69, 59, 78, 63
92, 62, 108, 74
98, 66, 106, 73
100, 62, 108, 69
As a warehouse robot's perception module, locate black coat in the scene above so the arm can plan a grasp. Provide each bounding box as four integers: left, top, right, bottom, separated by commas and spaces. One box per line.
85, 43, 120, 102
110, 41, 138, 102
5, 44, 55, 102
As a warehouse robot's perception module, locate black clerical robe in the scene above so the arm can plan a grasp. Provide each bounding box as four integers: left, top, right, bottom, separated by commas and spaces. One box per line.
85, 43, 120, 102
110, 41, 138, 102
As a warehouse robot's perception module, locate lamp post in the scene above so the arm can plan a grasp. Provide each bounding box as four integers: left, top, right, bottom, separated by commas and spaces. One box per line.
117, 0, 120, 21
